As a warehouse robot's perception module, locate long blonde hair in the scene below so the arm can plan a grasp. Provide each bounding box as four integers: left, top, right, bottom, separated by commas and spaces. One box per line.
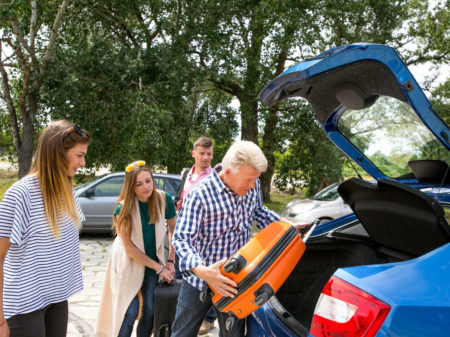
113, 164, 164, 236
29, 120, 91, 236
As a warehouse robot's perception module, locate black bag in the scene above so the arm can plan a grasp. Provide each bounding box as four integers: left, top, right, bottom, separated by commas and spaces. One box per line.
154, 279, 182, 337
174, 169, 189, 205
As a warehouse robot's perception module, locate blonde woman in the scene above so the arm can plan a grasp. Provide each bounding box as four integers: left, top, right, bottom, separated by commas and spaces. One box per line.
0, 120, 91, 337
96, 161, 176, 337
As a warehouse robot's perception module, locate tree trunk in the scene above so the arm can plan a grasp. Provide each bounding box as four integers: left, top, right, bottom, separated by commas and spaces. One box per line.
19, 115, 35, 178
260, 107, 279, 202
313, 176, 329, 195
239, 94, 258, 143
18, 93, 38, 177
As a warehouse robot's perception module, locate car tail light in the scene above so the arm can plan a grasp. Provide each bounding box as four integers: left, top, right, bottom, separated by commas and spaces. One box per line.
310, 276, 390, 337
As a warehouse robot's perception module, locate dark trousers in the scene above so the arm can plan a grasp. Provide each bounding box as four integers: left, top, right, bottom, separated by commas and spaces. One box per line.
171, 280, 245, 337
174, 255, 217, 323
7, 300, 68, 337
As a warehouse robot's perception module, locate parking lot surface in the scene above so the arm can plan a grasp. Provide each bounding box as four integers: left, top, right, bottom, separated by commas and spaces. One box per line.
67, 234, 219, 337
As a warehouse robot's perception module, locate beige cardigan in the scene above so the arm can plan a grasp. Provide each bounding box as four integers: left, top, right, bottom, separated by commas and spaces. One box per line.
96, 192, 167, 337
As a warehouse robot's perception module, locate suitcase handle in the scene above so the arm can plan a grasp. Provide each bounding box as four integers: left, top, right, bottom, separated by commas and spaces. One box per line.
158, 280, 177, 287
299, 219, 319, 242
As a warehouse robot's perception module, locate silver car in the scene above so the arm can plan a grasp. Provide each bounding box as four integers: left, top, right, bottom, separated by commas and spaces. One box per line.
75, 172, 181, 233
281, 182, 352, 225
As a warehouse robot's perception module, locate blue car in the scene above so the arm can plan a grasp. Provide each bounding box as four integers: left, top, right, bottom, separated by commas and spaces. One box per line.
249, 44, 450, 337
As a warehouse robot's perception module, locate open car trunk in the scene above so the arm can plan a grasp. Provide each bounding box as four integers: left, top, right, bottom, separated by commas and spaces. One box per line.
271, 237, 389, 336
268, 177, 450, 336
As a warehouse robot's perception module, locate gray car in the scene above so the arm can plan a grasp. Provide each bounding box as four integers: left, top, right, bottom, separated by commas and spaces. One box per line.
75, 172, 181, 233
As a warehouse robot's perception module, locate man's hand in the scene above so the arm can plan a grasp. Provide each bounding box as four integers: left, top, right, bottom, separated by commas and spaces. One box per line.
193, 259, 238, 298
279, 217, 308, 230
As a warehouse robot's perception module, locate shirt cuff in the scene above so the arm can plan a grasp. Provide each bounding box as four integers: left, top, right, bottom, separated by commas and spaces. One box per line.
180, 253, 204, 272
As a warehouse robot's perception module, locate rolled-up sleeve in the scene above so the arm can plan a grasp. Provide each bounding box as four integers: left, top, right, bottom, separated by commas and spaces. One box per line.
172, 193, 205, 272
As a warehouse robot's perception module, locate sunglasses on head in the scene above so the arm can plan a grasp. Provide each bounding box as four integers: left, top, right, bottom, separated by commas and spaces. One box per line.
66, 124, 84, 137
125, 160, 146, 172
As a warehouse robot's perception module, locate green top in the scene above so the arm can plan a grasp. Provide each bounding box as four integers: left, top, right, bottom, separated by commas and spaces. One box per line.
114, 192, 176, 276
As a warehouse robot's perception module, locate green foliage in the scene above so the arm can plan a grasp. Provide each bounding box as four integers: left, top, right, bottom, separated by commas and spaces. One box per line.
3, 0, 448, 190
273, 100, 344, 196
40, 0, 239, 174
429, 79, 450, 124
400, 0, 449, 66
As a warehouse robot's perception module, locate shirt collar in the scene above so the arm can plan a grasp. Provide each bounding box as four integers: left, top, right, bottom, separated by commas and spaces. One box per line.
190, 165, 212, 177
211, 169, 240, 197
211, 169, 226, 194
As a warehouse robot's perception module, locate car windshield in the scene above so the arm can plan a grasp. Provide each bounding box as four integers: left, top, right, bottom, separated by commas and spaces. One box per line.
338, 96, 449, 178
310, 183, 340, 201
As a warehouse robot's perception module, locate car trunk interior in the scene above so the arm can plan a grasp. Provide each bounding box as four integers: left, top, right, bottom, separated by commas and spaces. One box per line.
273, 237, 391, 336
271, 177, 450, 336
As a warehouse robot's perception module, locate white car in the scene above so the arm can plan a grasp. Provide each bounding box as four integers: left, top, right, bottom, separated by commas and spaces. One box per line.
281, 182, 352, 225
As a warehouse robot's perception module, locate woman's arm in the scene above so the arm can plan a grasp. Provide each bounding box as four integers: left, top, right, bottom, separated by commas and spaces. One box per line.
118, 228, 161, 271
167, 216, 176, 262
0, 238, 10, 337
165, 216, 177, 275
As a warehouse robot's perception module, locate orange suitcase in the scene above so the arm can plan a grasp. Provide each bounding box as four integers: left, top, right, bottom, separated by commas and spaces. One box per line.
201, 221, 315, 330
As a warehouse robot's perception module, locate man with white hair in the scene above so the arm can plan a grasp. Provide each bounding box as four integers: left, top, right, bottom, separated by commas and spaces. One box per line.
171, 140, 301, 337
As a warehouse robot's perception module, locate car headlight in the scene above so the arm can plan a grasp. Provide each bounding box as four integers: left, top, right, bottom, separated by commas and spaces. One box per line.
283, 203, 317, 216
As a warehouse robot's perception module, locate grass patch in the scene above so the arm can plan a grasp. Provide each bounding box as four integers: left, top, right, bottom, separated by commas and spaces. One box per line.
0, 169, 18, 200
263, 190, 305, 214
251, 189, 306, 234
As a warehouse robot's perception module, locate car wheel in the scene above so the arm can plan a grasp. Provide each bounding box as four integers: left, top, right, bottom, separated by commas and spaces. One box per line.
318, 217, 333, 225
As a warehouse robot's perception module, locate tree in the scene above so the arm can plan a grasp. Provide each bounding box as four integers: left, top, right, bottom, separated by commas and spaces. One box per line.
429, 79, 450, 124
179, 0, 430, 199
6, 0, 446, 196
272, 100, 343, 196
40, 0, 239, 173
0, 0, 69, 177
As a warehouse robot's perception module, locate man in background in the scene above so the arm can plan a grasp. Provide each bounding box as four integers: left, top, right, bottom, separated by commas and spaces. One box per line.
173, 136, 217, 334
174, 137, 214, 211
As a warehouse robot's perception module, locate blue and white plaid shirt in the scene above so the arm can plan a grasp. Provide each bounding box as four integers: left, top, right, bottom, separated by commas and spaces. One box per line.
172, 169, 280, 290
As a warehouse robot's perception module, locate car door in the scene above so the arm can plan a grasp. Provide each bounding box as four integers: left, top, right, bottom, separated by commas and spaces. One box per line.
79, 175, 124, 231
154, 176, 179, 198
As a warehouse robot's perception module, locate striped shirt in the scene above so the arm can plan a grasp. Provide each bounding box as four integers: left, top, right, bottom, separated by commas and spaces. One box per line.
172, 170, 280, 290
0, 175, 83, 319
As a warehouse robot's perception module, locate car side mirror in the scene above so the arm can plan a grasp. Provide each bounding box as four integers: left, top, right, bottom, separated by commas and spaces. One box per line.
82, 188, 95, 198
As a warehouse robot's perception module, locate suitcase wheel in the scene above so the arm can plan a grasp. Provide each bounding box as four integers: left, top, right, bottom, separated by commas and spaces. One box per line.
156, 323, 170, 337
254, 284, 275, 306
225, 315, 236, 331
223, 255, 247, 274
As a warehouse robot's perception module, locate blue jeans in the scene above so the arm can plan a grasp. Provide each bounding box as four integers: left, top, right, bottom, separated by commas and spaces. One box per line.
171, 280, 245, 337
205, 306, 217, 323
175, 256, 216, 323
118, 273, 159, 337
